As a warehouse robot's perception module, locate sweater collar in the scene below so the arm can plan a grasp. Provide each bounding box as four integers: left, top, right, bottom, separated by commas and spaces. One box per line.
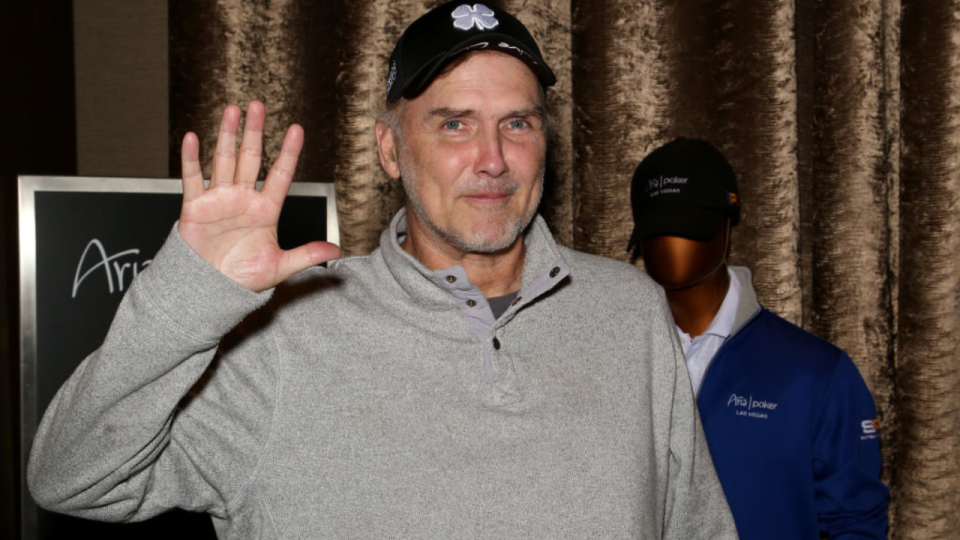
377, 208, 569, 309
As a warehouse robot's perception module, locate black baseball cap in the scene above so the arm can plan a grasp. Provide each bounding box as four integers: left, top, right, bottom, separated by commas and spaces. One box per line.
627, 137, 740, 252
386, 1, 557, 103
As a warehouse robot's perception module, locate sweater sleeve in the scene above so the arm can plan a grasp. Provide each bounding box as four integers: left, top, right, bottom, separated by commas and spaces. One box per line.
656, 292, 740, 540
813, 354, 889, 538
27, 225, 277, 522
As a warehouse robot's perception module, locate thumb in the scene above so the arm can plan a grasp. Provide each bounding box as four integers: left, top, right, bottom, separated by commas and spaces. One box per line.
275, 241, 342, 282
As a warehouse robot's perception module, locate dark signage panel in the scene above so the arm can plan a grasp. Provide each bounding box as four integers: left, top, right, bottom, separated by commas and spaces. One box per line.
20, 177, 338, 540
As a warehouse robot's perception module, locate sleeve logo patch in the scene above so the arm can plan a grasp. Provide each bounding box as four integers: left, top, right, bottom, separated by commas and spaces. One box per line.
861, 419, 880, 440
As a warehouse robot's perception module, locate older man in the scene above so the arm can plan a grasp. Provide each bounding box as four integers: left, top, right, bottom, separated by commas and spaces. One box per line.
29, 2, 736, 538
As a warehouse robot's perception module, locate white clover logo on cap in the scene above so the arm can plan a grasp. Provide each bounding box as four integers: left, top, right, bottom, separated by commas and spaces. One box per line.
451, 4, 499, 31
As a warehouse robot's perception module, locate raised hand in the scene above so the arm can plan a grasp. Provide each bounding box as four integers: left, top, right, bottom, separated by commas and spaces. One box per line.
177, 100, 341, 292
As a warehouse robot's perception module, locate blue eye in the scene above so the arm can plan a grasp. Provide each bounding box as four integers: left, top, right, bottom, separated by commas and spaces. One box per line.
509, 119, 527, 129
444, 120, 462, 130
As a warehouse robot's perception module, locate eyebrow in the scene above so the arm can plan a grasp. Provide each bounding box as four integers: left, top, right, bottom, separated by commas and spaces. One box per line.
510, 106, 546, 119
429, 107, 475, 119
428, 106, 546, 120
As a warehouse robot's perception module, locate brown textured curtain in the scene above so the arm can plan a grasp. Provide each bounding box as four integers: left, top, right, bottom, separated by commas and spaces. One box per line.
169, 1, 960, 537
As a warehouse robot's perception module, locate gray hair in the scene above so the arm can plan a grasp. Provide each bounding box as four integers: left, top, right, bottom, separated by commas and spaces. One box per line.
375, 98, 407, 139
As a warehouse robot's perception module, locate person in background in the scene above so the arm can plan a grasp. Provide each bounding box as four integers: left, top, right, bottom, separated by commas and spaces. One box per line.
628, 137, 888, 539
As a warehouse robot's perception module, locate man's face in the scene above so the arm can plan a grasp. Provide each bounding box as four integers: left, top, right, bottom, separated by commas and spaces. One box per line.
640, 223, 728, 290
380, 51, 547, 255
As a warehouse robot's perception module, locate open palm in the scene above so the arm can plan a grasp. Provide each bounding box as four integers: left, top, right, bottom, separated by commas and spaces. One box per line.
177, 101, 340, 292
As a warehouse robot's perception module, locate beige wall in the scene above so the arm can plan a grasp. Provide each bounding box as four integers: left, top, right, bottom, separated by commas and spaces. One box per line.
73, 1, 168, 177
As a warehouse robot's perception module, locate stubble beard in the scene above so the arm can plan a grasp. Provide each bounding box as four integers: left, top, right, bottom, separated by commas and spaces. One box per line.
398, 143, 544, 254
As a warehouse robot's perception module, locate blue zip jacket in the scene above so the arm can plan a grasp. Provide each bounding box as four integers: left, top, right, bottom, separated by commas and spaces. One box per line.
697, 267, 888, 539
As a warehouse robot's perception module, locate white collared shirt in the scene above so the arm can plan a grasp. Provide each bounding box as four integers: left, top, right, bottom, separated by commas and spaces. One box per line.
676, 268, 742, 397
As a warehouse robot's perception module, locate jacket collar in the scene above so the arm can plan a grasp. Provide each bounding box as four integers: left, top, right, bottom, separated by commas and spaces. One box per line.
728, 265, 762, 338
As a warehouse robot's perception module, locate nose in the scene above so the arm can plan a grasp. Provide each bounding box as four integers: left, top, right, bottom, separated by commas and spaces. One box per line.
474, 127, 507, 177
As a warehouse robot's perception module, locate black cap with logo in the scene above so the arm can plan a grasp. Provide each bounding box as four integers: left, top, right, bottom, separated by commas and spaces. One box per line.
627, 137, 740, 253
385, 1, 557, 103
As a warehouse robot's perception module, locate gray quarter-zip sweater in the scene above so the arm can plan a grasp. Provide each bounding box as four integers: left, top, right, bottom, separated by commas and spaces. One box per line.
29, 210, 737, 539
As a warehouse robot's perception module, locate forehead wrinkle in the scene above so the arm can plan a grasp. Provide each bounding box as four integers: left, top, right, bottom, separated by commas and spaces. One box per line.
404, 53, 547, 132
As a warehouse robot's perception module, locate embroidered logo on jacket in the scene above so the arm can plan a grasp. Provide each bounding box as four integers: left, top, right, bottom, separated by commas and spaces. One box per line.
727, 393, 778, 420
861, 419, 880, 440
452, 4, 499, 31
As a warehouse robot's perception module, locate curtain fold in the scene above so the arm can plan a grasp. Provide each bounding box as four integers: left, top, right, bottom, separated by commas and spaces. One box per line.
169, 1, 960, 537
806, 0, 901, 504
896, 0, 960, 536
669, 0, 802, 323
329, 0, 410, 256
570, 0, 671, 257
170, 1, 320, 182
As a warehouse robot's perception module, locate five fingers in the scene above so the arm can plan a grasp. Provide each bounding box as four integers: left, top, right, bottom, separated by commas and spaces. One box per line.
178, 101, 329, 281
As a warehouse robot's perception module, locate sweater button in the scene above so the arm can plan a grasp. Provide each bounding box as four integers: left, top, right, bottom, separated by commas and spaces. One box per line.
466, 299, 477, 308
549, 266, 560, 278
492, 338, 501, 350
446, 275, 457, 283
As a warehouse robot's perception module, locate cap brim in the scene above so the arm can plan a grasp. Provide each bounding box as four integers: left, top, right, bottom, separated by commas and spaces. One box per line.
627, 209, 727, 252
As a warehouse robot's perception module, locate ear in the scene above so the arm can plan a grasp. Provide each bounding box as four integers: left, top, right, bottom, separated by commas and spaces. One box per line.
375, 120, 401, 179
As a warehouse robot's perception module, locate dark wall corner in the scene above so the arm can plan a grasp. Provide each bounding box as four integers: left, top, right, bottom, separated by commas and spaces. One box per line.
0, 3, 77, 539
